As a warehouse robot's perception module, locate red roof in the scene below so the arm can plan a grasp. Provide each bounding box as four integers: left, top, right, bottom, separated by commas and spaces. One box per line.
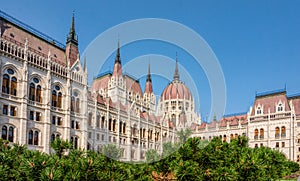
161, 80, 191, 100
0, 18, 66, 66
251, 92, 290, 116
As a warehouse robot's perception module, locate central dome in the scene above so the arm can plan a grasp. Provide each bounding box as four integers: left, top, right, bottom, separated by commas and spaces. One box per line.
161, 58, 192, 101
161, 80, 191, 100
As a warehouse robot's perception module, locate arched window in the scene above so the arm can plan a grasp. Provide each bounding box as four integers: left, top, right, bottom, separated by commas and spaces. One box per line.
96, 115, 100, 128
277, 103, 283, 112
51, 133, 60, 142
29, 78, 42, 103
123, 123, 126, 134
260, 128, 264, 139
11, 77, 17, 96
2, 69, 18, 96
281, 126, 286, 137
256, 107, 262, 115
230, 134, 234, 140
28, 130, 39, 145
28, 130, 33, 145
8, 126, 13, 142
2, 125, 7, 140
71, 91, 80, 113
101, 116, 105, 129
223, 135, 226, 142
71, 136, 78, 149
254, 129, 258, 140
88, 113, 92, 127
275, 127, 280, 138
2, 74, 9, 93
113, 120, 116, 132
52, 85, 62, 108
2, 125, 14, 142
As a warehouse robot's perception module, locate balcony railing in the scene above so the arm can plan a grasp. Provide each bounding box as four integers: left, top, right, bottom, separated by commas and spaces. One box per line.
254, 135, 258, 140
275, 134, 280, 139
260, 135, 264, 140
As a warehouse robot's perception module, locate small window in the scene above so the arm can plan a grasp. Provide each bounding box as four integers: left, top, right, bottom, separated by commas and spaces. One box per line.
10, 33, 14, 38
282, 142, 285, 148
276, 142, 279, 148
7, 69, 14, 75
256, 107, 262, 115
38, 46, 42, 51
55, 85, 60, 91
33, 78, 39, 83
54, 54, 57, 58
255, 144, 258, 148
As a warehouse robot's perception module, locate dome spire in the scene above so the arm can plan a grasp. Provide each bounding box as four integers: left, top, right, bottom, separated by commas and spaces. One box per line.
174, 52, 180, 80
146, 63, 152, 83
115, 39, 121, 64
112, 40, 122, 77
144, 63, 153, 94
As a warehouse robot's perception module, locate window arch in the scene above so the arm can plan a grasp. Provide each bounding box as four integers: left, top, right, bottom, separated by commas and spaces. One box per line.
71, 136, 79, 149
260, 128, 264, 139
28, 130, 39, 145
256, 106, 262, 115
51, 85, 62, 108
254, 129, 258, 140
29, 78, 42, 103
71, 91, 80, 113
1, 125, 14, 142
281, 126, 286, 137
277, 103, 283, 112
2, 68, 18, 96
275, 127, 280, 139
51, 133, 60, 142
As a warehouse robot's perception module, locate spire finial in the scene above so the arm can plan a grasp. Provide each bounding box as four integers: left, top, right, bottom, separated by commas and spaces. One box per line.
174, 52, 180, 80
146, 63, 151, 82
66, 11, 78, 45
115, 39, 121, 64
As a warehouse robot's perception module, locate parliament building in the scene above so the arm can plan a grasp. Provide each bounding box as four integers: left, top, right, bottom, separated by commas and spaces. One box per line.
1, 10, 300, 163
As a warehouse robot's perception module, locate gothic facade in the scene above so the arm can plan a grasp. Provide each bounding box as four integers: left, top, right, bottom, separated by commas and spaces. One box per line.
0, 11, 199, 162
1, 11, 300, 163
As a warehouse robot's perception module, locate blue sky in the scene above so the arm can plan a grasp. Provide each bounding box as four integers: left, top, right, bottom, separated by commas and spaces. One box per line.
1, 1, 300, 121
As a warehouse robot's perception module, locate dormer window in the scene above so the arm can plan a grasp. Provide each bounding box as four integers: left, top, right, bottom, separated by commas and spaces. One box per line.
256, 106, 262, 115
277, 103, 283, 112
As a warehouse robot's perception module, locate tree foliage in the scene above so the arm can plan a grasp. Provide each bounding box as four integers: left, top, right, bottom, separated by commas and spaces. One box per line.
0, 136, 298, 180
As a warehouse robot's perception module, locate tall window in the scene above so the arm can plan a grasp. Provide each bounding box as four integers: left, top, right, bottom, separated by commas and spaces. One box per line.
275, 127, 280, 139
254, 129, 258, 140
2, 69, 17, 96
71, 136, 78, 149
51, 85, 62, 108
71, 91, 80, 113
51, 133, 60, 142
256, 107, 262, 115
28, 130, 39, 145
277, 103, 283, 112
260, 128, 264, 139
10, 106, 16, 116
3, 105, 8, 115
29, 78, 42, 103
281, 126, 286, 137
1, 125, 14, 142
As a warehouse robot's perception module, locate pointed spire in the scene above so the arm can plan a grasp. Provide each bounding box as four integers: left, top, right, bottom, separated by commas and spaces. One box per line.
146, 63, 152, 82
174, 52, 180, 80
112, 40, 122, 77
144, 63, 153, 94
66, 11, 78, 45
115, 39, 121, 64
84, 56, 87, 71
